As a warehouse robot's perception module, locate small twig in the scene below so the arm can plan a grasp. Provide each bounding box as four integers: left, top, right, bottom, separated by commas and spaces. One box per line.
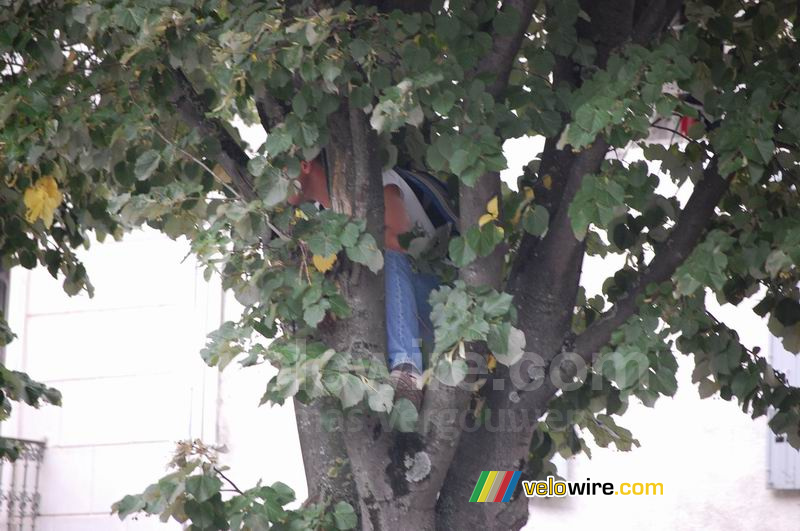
704, 309, 761, 361
298, 242, 313, 284
214, 467, 245, 495
650, 123, 699, 144
151, 127, 242, 198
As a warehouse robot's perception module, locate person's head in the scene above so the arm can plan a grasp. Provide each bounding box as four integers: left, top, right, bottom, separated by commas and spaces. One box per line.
293, 150, 331, 208
299, 149, 329, 182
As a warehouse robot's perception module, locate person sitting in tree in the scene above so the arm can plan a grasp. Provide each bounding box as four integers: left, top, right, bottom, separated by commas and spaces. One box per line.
288, 153, 458, 409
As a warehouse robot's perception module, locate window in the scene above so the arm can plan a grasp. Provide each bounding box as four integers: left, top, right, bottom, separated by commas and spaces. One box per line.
768, 335, 800, 489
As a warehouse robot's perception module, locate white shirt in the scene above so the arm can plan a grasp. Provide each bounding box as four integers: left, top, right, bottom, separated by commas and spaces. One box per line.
382, 169, 435, 237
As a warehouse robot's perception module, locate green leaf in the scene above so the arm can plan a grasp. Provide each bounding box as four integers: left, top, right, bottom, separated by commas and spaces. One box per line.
308, 231, 341, 257
698, 378, 719, 399
339, 374, 365, 408
449, 149, 474, 175
434, 358, 468, 386
345, 234, 383, 273
349, 39, 370, 61
487, 322, 526, 366
731, 371, 758, 400
389, 398, 419, 432
765, 249, 791, 278
466, 225, 503, 257
448, 235, 476, 267
247, 156, 268, 177
333, 501, 357, 530
432, 90, 456, 115
522, 204, 549, 236
339, 222, 361, 248
350, 85, 373, 109
113, 495, 146, 519
303, 299, 330, 328
185, 475, 222, 503
754, 139, 774, 164
321, 61, 342, 84
481, 291, 513, 317
292, 93, 308, 118
265, 126, 293, 156
775, 298, 800, 327
367, 383, 394, 413
134, 150, 161, 181
259, 174, 290, 208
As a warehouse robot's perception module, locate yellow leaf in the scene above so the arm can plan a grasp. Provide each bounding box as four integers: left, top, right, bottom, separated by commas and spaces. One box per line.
479, 196, 499, 226
23, 175, 63, 228
512, 187, 536, 225
542, 174, 553, 190
524, 186, 535, 200
487, 354, 497, 371
478, 213, 495, 227
486, 196, 499, 218
312, 253, 337, 272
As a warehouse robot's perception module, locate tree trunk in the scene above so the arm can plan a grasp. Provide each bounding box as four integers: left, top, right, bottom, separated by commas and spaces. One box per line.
360, 500, 436, 531
294, 398, 357, 507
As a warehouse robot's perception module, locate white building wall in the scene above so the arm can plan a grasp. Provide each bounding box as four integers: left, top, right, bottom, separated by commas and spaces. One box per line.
3, 230, 307, 530
214, 293, 307, 501
527, 270, 800, 530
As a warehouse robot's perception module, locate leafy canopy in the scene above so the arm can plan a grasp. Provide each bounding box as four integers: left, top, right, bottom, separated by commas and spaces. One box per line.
3, 0, 800, 528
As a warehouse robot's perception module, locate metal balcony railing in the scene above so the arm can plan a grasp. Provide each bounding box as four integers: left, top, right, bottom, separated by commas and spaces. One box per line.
0, 438, 45, 531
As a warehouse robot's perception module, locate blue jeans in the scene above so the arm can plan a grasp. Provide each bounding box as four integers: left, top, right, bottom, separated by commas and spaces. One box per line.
384, 250, 439, 373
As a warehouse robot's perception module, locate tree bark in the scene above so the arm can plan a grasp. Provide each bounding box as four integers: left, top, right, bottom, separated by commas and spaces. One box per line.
320, 101, 420, 530
294, 398, 358, 507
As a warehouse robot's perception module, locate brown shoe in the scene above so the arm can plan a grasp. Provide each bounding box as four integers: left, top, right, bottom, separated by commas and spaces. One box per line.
390, 368, 423, 411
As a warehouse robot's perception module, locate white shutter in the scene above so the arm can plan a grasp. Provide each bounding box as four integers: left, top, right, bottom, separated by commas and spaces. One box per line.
0, 268, 8, 364
767, 335, 800, 489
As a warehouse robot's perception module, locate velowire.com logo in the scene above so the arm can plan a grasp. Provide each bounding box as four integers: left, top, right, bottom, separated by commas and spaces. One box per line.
469, 471, 522, 503
470, 472, 665, 501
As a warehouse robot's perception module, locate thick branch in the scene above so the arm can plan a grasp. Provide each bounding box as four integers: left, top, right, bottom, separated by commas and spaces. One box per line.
365, 0, 433, 13
294, 398, 358, 507
509, 138, 608, 358
573, 157, 731, 360
426, 2, 539, 512
632, 0, 683, 45
577, 0, 636, 67
435, 4, 688, 528
323, 103, 410, 530
254, 83, 287, 133
166, 67, 256, 201
424, 0, 539, 507
422, 178, 503, 509
531, 139, 609, 278
476, 0, 538, 98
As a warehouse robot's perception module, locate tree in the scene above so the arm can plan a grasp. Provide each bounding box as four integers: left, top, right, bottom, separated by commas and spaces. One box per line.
2, 0, 800, 529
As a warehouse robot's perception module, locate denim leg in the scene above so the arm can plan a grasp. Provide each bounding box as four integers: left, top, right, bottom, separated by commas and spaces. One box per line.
384, 250, 423, 372
412, 271, 440, 358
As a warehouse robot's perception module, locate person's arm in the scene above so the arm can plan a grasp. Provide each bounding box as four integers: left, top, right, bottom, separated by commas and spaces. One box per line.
384, 185, 411, 252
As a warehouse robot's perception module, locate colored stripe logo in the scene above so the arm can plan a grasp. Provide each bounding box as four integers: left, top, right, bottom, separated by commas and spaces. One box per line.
469, 471, 521, 502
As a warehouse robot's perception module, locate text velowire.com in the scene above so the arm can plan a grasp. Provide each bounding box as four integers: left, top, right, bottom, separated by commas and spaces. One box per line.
524, 476, 664, 497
